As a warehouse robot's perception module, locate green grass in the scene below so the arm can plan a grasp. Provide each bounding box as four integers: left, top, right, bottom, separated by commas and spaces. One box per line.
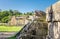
8, 36, 16, 39
0, 26, 23, 32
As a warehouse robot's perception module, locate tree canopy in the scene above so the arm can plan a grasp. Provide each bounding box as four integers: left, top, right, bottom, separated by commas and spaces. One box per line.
0, 10, 34, 23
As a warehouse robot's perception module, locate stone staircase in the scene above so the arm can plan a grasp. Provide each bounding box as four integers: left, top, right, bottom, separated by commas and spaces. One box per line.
15, 19, 47, 39
0, 32, 17, 39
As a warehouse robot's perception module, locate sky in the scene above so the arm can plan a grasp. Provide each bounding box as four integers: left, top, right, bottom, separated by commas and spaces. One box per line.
0, 0, 58, 13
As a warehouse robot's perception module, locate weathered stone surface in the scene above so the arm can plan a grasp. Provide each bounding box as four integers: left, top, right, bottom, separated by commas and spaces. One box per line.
46, 1, 60, 22
16, 19, 47, 39
46, 1, 60, 39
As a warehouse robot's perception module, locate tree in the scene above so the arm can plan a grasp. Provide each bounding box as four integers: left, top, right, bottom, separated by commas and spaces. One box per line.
9, 10, 13, 16
0, 9, 34, 23
13, 10, 22, 16
26, 12, 34, 15
1, 16, 9, 23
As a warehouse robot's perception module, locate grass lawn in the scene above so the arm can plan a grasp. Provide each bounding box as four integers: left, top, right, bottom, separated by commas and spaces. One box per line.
0, 26, 23, 39
0, 26, 23, 32
8, 36, 16, 39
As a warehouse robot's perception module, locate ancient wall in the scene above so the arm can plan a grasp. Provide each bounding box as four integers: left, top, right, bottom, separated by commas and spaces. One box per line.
46, 1, 60, 39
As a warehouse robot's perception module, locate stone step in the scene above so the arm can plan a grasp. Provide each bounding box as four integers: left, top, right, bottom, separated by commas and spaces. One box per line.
0, 32, 17, 39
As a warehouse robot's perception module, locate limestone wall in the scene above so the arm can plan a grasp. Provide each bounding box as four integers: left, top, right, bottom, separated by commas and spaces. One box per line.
46, 1, 60, 22
46, 1, 60, 39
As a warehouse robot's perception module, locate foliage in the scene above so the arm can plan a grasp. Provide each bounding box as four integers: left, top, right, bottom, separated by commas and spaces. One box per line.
1, 16, 9, 23
24, 12, 34, 15
0, 9, 34, 23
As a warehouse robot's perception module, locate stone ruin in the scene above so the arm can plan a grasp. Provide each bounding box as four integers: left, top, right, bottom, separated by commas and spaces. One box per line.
15, 1, 60, 39
16, 20, 47, 39
46, 1, 60, 39
15, 10, 47, 39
